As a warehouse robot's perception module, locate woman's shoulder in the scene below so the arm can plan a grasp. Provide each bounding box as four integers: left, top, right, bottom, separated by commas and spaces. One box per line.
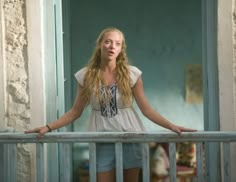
75, 67, 87, 78
128, 65, 142, 87
128, 65, 142, 75
74, 67, 88, 86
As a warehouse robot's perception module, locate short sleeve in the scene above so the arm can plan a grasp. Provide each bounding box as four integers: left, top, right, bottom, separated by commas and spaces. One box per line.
129, 65, 142, 87
74, 67, 87, 86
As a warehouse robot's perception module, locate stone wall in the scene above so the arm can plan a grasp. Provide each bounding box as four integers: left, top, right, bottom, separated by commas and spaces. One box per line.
234, 0, 236, 125
232, 2, 236, 181
2, 0, 32, 181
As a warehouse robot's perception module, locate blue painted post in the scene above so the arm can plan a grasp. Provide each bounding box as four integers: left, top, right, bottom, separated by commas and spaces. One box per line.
115, 142, 123, 182
89, 143, 96, 182
60, 143, 72, 182
196, 142, 204, 182
169, 143, 176, 182
36, 143, 45, 182
4, 144, 16, 182
223, 142, 231, 182
0, 144, 2, 181
142, 143, 150, 182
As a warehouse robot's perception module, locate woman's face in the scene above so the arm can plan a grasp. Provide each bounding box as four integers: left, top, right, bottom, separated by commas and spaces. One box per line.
100, 30, 123, 62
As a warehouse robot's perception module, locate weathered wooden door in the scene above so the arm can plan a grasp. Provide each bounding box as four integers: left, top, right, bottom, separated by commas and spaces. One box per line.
44, 0, 72, 181
202, 0, 220, 181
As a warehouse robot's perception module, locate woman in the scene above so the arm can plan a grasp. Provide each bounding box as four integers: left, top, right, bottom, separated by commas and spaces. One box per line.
25, 27, 196, 182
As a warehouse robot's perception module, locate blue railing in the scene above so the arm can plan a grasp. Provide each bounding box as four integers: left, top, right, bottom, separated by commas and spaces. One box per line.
0, 131, 236, 182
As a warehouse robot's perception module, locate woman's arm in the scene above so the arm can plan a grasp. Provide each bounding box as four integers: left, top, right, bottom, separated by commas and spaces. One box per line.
25, 84, 87, 138
132, 76, 196, 135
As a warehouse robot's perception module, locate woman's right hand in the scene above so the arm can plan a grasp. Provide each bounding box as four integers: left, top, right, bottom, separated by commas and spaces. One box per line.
25, 126, 50, 139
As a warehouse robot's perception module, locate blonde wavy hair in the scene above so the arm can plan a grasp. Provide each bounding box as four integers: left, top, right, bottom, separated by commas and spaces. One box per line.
80, 27, 132, 106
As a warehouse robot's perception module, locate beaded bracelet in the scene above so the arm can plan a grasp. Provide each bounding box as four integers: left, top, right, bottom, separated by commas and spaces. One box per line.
46, 124, 52, 132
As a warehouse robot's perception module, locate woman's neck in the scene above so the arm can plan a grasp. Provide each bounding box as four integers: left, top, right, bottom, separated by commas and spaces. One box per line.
100, 60, 117, 86
100, 60, 116, 73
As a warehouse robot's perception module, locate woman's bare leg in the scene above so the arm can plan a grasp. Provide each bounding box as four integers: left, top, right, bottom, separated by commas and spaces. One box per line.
124, 168, 140, 182
97, 169, 115, 182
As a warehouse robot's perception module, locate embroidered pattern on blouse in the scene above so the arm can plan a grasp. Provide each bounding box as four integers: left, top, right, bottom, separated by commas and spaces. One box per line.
100, 84, 118, 117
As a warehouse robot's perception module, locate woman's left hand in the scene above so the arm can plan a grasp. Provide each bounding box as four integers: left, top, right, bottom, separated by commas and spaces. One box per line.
170, 125, 197, 136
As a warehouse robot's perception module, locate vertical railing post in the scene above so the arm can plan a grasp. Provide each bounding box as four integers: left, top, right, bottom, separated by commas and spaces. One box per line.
169, 142, 176, 182
223, 142, 231, 182
142, 143, 150, 182
196, 142, 204, 182
36, 143, 45, 182
59, 143, 72, 182
115, 142, 123, 182
0, 143, 3, 181
4, 144, 16, 182
89, 143, 97, 182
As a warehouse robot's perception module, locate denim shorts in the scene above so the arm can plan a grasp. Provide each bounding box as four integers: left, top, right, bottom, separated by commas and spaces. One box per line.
96, 143, 142, 172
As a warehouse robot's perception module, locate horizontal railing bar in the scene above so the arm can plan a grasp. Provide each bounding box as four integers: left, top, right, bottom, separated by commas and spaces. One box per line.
0, 131, 236, 143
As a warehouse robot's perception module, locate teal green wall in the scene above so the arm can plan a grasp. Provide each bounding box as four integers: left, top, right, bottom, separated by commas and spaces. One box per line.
69, 0, 203, 178
70, 0, 203, 132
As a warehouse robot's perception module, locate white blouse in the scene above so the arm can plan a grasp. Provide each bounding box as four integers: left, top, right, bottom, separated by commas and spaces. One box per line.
74, 65, 146, 132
